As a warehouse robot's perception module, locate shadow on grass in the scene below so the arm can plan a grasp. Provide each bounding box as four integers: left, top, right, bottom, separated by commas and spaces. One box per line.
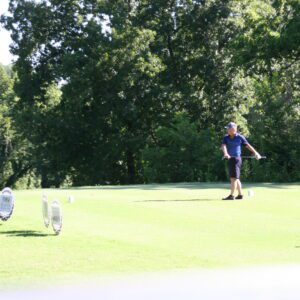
59, 182, 299, 191
0, 230, 55, 237
135, 198, 219, 202
62, 183, 229, 190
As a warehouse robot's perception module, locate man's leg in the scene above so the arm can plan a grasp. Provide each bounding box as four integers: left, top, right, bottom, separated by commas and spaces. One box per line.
222, 178, 236, 200
237, 179, 242, 195
235, 158, 244, 199
223, 158, 236, 200
231, 177, 237, 195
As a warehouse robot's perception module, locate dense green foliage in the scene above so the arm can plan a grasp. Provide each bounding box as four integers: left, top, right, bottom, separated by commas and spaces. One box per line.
142, 113, 224, 183
0, 63, 33, 187
0, 0, 299, 186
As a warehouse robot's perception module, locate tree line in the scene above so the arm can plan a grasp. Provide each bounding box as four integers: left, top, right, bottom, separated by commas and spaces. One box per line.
0, 0, 299, 187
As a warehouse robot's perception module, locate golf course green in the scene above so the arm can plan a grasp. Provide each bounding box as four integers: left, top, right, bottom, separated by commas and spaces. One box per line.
1, 183, 300, 287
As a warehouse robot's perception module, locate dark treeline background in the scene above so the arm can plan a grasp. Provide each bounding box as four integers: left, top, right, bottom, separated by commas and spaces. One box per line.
0, 0, 299, 187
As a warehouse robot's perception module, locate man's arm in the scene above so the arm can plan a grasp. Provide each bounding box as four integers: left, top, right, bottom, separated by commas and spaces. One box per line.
221, 144, 230, 159
246, 144, 262, 159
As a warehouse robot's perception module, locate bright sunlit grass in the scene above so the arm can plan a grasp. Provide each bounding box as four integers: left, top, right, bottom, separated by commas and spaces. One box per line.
1, 182, 300, 287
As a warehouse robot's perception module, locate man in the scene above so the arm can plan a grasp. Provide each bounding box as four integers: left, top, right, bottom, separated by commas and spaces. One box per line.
221, 122, 261, 200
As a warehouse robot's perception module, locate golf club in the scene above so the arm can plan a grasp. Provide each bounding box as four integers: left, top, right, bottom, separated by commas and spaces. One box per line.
222, 156, 267, 160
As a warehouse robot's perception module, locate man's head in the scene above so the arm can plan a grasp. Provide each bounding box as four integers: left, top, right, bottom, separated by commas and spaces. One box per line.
225, 122, 237, 136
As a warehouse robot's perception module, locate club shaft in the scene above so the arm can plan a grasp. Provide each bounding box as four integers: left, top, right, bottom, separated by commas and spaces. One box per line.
241, 156, 267, 159
222, 156, 267, 160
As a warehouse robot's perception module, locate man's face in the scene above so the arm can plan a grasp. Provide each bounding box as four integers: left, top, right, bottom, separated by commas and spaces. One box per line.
227, 127, 237, 136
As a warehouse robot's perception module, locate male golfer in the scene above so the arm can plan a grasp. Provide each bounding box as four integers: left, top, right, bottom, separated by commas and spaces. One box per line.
221, 122, 261, 200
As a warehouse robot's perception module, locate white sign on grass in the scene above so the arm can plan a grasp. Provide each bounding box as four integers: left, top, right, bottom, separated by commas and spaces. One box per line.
0, 187, 14, 221
51, 200, 63, 235
42, 194, 51, 227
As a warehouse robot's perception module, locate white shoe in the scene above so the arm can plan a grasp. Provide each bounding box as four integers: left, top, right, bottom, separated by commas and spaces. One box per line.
51, 200, 63, 235
0, 187, 14, 221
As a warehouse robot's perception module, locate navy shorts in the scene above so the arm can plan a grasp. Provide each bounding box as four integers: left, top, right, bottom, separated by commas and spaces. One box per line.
228, 157, 242, 179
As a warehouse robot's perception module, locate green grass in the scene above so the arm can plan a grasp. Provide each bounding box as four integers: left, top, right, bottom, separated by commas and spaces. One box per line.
1, 182, 300, 287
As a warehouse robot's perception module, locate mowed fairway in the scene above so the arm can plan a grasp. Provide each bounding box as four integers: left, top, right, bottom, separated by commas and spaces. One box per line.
1, 183, 300, 287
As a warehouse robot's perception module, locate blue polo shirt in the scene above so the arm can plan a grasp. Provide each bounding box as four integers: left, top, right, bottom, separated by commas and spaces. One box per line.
222, 133, 249, 157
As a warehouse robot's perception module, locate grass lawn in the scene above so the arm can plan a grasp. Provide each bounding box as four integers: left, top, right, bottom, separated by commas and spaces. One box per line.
1, 182, 300, 287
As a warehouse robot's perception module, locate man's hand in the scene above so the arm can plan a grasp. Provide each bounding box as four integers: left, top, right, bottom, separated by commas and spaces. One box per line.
224, 154, 231, 159
254, 152, 262, 160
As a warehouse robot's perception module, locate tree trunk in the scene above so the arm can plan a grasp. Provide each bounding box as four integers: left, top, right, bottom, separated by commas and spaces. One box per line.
126, 150, 135, 184
41, 168, 51, 188
5, 165, 32, 187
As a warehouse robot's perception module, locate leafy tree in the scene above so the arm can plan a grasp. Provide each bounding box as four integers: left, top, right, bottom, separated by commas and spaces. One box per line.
1, 0, 299, 185
231, 0, 300, 181
143, 113, 225, 183
2, 0, 168, 185
0, 64, 33, 187
135, 0, 246, 129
